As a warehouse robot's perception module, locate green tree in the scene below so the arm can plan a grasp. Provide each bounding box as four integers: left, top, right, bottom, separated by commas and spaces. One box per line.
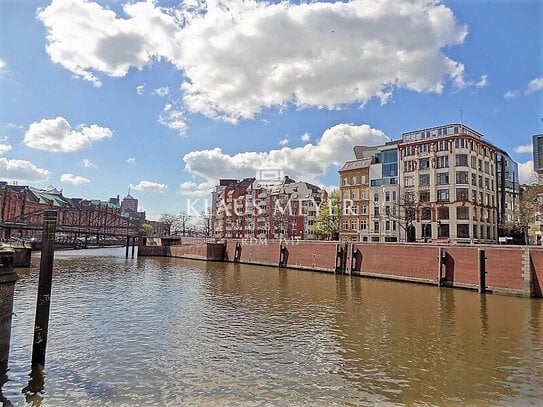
310, 189, 340, 240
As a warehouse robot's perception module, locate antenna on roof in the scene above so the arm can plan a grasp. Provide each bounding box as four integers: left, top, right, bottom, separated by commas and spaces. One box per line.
460, 109, 464, 129
128, 185, 131, 196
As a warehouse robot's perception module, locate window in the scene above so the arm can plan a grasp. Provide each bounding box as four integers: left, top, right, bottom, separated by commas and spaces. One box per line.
374, 221, 380, 232
438, 223, 449, 238
385, 191, 390, 201
419, 158, 430, 170
456, 188, 469, 201
374, 207, 380, 216
360, 205, 367, 215
343, 177, 348, 186
404, 176, 414, 187
360, 220, 367, 230
419, 191, 430, 202
456, 171, 468, 184
471, 156, 477, 168
457, 224, 470, 238
342, 220, 349, 230
437, 140, 449, 151
385, 221, 391, 231
471, 173, 477, 186
437, 172, 449, 185
405, 145, 416, 156
351, 220, 357, 230
392, 191, 397, 201
419, 174, 430, 186
456, 154, 468, 166
421, 207, 432, 220
351, 190, 357, 200
457, 206, 469, 220
437, 189, 449, 202
404, 160, 416, 172
374, 193, 379, 202
437, 206, 450, 219
436, 155, 449, 168
361, 175, 367, 185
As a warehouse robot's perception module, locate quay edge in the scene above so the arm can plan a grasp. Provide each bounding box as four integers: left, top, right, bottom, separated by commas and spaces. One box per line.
138, 237, 543, 298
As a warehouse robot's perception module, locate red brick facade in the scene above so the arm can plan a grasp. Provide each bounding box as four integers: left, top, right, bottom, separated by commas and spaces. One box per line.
139, 238, 543, 297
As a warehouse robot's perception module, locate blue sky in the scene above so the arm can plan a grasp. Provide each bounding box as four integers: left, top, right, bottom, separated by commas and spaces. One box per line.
0, 0, 541, 220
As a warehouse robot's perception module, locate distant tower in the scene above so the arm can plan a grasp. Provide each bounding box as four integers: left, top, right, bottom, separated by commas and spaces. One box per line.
121, 186, 138, 212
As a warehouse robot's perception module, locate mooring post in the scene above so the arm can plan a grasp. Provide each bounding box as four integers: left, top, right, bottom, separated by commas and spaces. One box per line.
31, 210, 57, 369
125, 236, 130, 258
131, 237, 136, 258
478, 248, 486, 294
437, 247, 443, 287
0, 248, 18, 390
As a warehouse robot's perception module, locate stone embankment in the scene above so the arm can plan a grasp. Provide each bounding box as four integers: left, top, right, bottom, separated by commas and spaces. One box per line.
139, 237, 543, 298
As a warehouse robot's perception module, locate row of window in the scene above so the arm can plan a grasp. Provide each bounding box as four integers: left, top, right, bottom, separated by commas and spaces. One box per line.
403, 154, 494, 173
404, 172, 495, 191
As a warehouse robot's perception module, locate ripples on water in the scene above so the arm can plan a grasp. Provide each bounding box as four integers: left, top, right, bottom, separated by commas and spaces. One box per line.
2, 248, 542, 406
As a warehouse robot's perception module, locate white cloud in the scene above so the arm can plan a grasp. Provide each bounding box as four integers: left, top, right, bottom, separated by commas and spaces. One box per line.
158, 101, 188, 135
38, 0, 469, 121
514, 144, 533, 154
136, 85, 145, 95
24, 117, 112, 152
301, 133, 311, 142
82, 158, 97, 168
154, 86, 170, 97
0, 59, 5, 70
504, 90, 520, 99
526, 77, 543, 94
475, 75, 488, 88
179, 180, 215, 197
0, 157, 50, 182
37, 0, 183, 87
131, 180, 168, 193
518, 160, 538, 184
279, 138, 289, 146
505, 77, 543, 99
126, 157, 136, 164
0, 144, 12, 155
183, 123, 389, 194
61, 173, 90, 185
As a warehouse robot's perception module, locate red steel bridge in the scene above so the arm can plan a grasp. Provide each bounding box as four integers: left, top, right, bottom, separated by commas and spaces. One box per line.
0, 206, 143, 243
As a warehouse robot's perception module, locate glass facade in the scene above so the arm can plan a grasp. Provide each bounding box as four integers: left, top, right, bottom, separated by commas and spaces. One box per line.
534, 134, 543, 173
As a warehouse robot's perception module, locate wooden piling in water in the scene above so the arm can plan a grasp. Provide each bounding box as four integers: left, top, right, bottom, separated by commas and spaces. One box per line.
31, 210, 57, 369
478, 249, 486, 294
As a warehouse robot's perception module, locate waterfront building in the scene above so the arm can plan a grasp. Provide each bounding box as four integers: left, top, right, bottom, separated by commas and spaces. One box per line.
339, 141, 400, 242
534, 134, 543, 183
338, 157, 371, 241
399, 124, 502, 243
340, 124, 519, 244
496, 150, 519, 237
212, 176, 326, 240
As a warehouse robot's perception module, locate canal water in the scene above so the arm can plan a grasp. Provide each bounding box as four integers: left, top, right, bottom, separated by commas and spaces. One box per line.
2, 248, 542, 406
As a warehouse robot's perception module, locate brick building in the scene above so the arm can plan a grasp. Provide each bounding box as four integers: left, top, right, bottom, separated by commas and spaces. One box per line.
212, 176, 327, 240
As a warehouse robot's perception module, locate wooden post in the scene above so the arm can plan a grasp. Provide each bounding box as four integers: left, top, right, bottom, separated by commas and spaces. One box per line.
478, 248, 486, 294
437, 247, 444, 287
0, 248, 18, 388
131, 237, 136, 258
31, 210, 57, 369
125, 236, 130, 258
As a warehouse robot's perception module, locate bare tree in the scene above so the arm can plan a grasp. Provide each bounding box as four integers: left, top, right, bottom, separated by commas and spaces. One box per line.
385, 191, 417, 242
199, 208, 213, 238
177, 211, 192, 236
516, 184, 543, 244
158, 213, 176, 236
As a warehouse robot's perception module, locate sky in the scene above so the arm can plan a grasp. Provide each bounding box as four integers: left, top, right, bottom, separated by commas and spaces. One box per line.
0, 0, 541, 220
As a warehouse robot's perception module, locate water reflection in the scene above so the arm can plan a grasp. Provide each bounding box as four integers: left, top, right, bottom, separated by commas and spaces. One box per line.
2, 249, 542, 405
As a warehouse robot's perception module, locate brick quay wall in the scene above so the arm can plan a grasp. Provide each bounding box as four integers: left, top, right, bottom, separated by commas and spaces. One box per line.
139, 238, 543, 298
